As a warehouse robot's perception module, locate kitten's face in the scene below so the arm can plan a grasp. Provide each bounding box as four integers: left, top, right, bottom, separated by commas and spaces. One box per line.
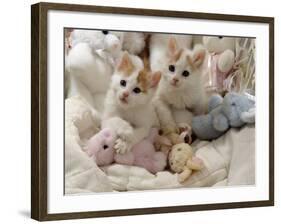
163, 50, 194, 89
162, 38, 205, 90
111, 52, 161, 109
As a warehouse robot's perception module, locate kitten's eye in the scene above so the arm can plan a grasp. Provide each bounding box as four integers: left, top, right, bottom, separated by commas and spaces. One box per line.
133, 87, 141, 94
182, 70, 190, 77
218, 36, 223, 39
120, 80, 126, 87
103, 145, 108, 150
168, 65, 175, 72
231, 102, 236, 106
102, 30, 109, 35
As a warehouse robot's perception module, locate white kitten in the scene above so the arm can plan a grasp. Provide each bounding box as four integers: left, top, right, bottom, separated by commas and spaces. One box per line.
102, 52, 161, 154
153, 38, 207, 134
66, 30, 146, 112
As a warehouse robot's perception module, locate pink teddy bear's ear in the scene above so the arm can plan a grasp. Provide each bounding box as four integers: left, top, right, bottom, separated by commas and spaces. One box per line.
102, 128, 112, 138
102, 128, 116, 141
101, 128, 117, 144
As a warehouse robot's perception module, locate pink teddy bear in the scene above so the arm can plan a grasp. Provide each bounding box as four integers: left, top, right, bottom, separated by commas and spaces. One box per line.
85, 128, 168, 174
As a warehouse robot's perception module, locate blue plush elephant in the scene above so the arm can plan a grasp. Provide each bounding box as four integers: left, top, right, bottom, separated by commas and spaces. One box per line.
192, 92, 255, 140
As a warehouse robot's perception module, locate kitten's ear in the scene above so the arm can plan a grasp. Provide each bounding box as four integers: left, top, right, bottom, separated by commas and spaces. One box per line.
150, 71, 161, 88
168, 37, 178, 56
117, 51, 134, 75
187, 46, 206, 68
168, 37, 183, 61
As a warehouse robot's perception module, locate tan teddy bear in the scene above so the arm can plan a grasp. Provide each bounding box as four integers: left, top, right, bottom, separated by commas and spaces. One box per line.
168, 143, 204, 183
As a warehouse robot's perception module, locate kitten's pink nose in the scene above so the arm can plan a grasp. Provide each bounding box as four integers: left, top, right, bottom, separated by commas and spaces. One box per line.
172, 78, 179, 83
122, 91, 129, 98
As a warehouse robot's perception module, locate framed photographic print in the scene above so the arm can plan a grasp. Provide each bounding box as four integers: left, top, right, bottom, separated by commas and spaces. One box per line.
31, 2, 274, 221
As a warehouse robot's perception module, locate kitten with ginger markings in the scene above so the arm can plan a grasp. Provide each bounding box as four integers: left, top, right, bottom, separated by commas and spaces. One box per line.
102, 52, 161, 154
154, 38, 207, 134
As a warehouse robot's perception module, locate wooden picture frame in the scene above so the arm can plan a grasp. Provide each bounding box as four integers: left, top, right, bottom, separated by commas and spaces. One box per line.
31, 2, 274, 221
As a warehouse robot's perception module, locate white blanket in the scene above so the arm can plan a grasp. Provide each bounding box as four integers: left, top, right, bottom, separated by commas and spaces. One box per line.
65, 96, 255, 194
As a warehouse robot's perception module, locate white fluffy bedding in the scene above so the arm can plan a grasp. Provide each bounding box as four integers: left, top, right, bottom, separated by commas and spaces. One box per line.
65, 96, 255, 194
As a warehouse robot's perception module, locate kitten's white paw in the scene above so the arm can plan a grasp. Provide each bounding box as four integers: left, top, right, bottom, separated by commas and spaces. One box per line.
114, 121, 134, 141
119, 130, 134, 141
114, 138, 131, 154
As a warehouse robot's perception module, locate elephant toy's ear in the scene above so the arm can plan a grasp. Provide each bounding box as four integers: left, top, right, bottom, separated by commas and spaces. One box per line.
208, 94, 223, 112
213, 114, 229, 132
240, 107, 255, 123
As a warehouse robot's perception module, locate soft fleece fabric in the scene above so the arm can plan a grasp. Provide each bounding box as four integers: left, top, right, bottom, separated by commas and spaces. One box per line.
65, 96, 255, 194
